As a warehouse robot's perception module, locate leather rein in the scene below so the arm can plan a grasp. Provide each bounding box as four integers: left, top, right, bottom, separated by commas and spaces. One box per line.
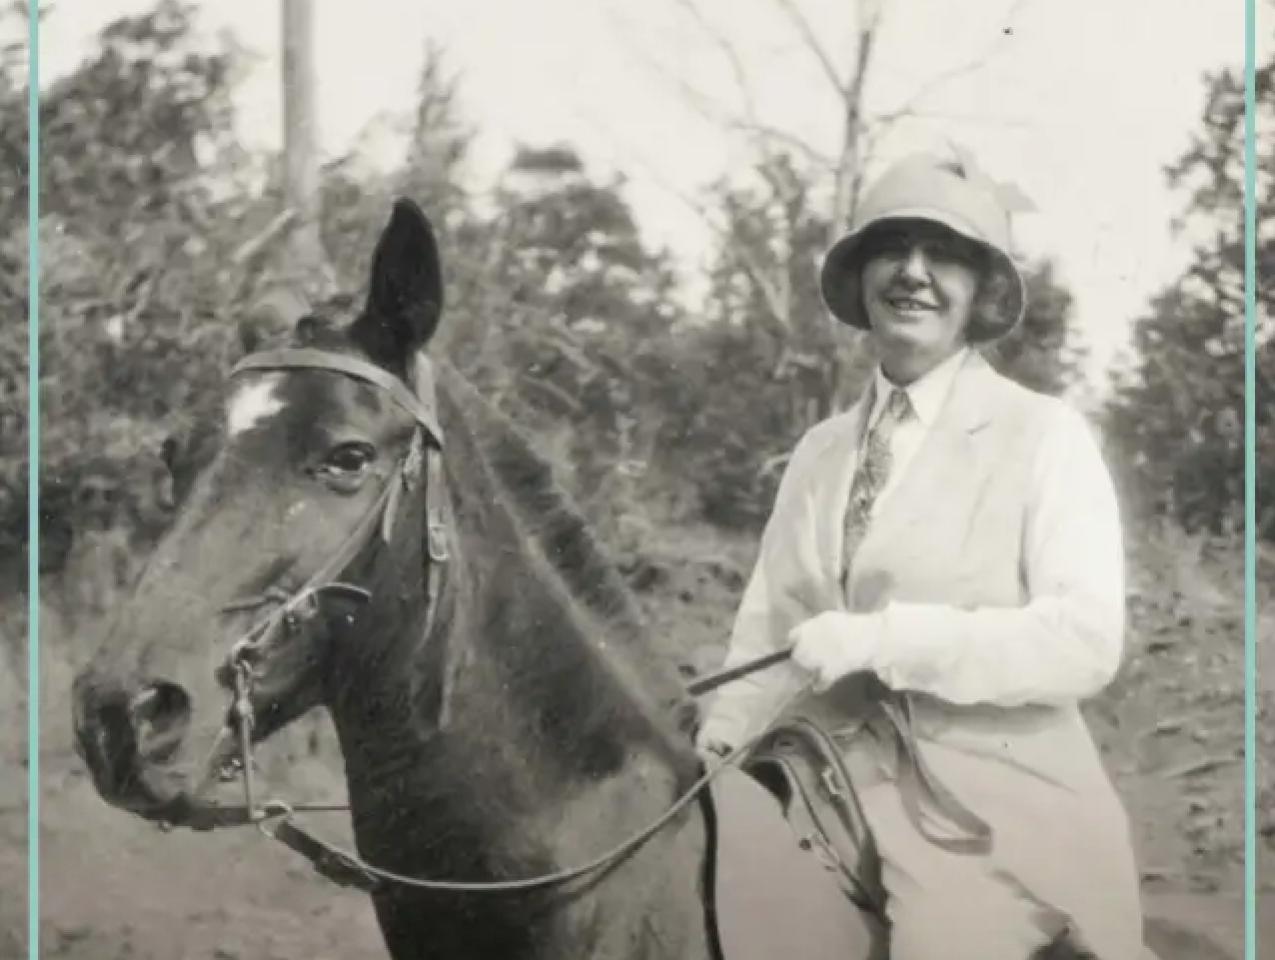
186, 346, 990, 900
195, 346, 769, 898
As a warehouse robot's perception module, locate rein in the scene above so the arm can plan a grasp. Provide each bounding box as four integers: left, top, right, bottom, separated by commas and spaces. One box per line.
237, 695, 804, 895
189, 346, 988, 900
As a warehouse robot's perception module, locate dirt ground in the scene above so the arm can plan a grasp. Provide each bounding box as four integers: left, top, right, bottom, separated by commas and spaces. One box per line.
4, 526, 1272, 959
7, 753, 1263, 960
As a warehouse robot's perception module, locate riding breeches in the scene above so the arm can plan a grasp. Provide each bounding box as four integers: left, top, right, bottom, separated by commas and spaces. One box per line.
841, 728, 1144, 960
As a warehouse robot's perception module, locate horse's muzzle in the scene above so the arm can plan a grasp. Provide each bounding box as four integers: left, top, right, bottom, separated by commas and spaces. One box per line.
72, 674, 195, 816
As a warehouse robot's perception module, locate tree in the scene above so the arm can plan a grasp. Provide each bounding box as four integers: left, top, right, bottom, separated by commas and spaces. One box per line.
275, 0, 335, 301
320, 42, 476, 298
1104, 43, 1273, 538
985, 258, 1087, 397
0, 1, 30, 582
396, 41, 474, 226
613, 0, 1028, 413
675, 150, 861, 527
595, 0, 1071, 531
462, 146, 689, 541
35, 1, 262, 581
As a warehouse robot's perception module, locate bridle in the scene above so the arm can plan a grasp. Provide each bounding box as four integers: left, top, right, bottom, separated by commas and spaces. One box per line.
175, 349, 448, 852
180, 344, 771, 897
216, 346, 450, 714
169, 344, 990, 902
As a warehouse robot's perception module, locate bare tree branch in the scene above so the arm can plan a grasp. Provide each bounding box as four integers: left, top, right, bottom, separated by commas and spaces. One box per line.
602, 17, 738, 129
601, 9, 837, 171
871, 0, 1032, 126
518, 374, 585, 416
620, 150, 793, 333
671, 0, 760, 124
828, 6, 880, 236
729, 120, 838, 169
559, 95, 798, 335
882, 109, 1035, 128
231, 208, 298, 266
597, 0, 1036, 402
770, 0, 848, 98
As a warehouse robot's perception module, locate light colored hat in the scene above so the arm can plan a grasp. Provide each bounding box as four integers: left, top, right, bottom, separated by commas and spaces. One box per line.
819, 149, 1031, 342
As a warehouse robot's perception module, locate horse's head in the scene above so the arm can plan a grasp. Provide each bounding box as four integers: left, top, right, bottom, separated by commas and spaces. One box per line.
71, 199, 445, 825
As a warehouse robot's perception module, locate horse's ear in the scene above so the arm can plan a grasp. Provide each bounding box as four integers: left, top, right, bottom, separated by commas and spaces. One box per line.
355, 199, 443, 367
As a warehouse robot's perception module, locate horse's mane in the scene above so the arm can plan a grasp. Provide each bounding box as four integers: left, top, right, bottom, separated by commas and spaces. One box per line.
433, 362, 699, 744
436, 365, 648, 639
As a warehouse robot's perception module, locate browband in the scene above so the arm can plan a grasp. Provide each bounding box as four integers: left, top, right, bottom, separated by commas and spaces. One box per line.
229, 348, 444, 447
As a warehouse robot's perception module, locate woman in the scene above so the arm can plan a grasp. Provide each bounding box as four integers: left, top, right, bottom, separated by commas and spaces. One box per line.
696, 150, 1145, 960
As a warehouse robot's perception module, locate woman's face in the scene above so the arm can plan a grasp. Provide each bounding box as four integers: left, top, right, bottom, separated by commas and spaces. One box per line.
857, 219, 985, 379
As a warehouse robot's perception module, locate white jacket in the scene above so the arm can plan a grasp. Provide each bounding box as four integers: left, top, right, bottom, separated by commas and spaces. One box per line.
700, 352, 1143, 959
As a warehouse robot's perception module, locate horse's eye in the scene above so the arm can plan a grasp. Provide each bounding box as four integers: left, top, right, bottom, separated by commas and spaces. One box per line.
324, 443, 375, 475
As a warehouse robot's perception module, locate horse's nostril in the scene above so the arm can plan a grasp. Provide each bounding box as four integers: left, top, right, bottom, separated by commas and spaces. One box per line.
130, 682, 191, 765
73, 692, 138, 795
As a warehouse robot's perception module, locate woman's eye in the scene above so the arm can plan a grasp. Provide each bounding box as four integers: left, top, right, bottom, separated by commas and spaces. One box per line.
929, 241, 975, 266
873, 233, 910, 256
324, 443, 374, 474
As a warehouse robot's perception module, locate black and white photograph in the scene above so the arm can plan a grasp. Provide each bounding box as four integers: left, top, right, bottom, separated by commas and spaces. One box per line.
2, 0, 1267, 957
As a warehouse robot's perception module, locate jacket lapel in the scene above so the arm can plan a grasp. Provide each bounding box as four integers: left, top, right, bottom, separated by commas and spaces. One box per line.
844, 352, 1002, 609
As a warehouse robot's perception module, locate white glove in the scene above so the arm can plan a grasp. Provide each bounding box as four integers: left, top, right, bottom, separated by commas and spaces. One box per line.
788, 610, 884, 692
694, 732, 734, 764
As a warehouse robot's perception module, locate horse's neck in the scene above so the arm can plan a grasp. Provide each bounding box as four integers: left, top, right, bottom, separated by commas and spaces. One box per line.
325, 557, 712, 958
330, 542, 686, 856
323, 392, 711, 956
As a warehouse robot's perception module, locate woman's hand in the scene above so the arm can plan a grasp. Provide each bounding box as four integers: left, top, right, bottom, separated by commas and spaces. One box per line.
788, 610, 883, 692
694, 736, 734, 764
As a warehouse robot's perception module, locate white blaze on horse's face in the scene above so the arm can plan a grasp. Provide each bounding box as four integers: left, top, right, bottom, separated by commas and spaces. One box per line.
226, 375, 287, 436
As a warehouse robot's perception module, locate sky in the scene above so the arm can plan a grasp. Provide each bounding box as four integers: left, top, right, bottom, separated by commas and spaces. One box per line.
37, 0, 1249, 399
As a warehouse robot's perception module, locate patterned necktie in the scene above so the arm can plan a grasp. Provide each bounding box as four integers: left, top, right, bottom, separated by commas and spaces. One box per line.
842, 387, 913, 582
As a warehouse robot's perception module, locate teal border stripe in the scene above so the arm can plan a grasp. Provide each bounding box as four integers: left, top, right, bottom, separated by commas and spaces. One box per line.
26, 2, 38, 959
1244, 0, 1257, 958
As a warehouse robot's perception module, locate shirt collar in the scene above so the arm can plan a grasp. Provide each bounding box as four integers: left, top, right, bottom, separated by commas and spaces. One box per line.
868, 347, 970, 428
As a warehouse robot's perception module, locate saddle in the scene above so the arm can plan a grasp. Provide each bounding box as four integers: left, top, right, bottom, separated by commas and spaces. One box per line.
742, 717, 885, 916
716, 716, 1099, 960
705, 765, 886, 960
704, 717, 888, 960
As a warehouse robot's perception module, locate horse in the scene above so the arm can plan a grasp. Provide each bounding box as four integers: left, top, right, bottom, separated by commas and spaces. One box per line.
70, 199, 885, 960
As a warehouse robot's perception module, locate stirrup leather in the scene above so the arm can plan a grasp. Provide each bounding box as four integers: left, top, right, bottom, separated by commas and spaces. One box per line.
742, 718, 884, 918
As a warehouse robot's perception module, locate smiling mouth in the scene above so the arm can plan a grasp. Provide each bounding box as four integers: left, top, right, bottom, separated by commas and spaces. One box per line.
883, 294, 940, 314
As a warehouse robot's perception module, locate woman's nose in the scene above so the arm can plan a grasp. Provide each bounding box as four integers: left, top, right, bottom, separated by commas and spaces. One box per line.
897, 245, 931, 282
